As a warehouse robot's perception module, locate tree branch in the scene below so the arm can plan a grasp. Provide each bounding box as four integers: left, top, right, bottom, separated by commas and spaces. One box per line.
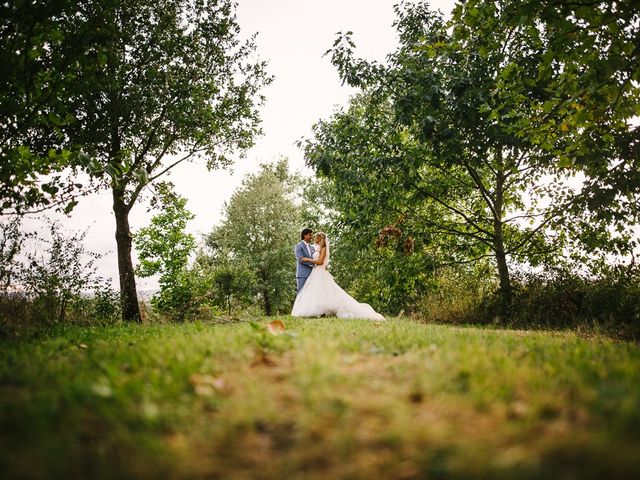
147, 146, 205, 184
133, 105, 169, 168
462, 160, 498, 218
409, 180, 495, 237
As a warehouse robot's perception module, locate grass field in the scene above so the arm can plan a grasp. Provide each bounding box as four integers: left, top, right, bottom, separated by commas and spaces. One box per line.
1, 317, 639, 479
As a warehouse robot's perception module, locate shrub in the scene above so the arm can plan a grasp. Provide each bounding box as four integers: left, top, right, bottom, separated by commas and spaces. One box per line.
0, 220, 121, 334
416, 263, 496, 324
503, 264, 640, 331
19, 221, 104, 324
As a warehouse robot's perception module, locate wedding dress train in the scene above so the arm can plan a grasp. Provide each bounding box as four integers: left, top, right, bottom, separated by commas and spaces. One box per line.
292, 247, 384, 321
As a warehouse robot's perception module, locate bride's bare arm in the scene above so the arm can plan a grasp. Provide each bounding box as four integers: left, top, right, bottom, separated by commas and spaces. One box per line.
311, 247, 326, 265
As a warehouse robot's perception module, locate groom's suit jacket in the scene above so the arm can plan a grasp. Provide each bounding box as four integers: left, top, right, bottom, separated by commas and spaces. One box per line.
295, 241, 315, 278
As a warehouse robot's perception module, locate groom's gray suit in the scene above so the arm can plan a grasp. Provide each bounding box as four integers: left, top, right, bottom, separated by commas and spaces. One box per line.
295, 240, 315, 294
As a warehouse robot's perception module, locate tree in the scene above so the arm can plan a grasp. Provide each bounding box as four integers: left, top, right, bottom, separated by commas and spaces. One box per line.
134, 183, 195, 318
307, 1, 640, 310
449, 0, 640, 259
206, 160, 300, 316
309, 4, 569, 309
210, 254, 254, 316
3, 0, 271, 322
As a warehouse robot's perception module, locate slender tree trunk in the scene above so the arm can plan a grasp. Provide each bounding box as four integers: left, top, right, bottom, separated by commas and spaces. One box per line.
108, 88, 141, 323
113, 187, 142, 323
492, 153, 512, 310
259, 268, 272, 316
59, 296, 66, 323
493, 234, 512, 304
263, 288, 272, 316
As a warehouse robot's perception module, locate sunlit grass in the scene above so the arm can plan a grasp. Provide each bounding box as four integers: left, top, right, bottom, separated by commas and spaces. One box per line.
1, 318, 639, 478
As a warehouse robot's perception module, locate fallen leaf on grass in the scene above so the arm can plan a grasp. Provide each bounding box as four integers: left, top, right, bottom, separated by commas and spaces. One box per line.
189, 373, 231, 397
507, 400, 529, 420
141, 400, 159, 420
91, 383, 113, 398
251, 352, 276, 367
408, 391, 424, 403
165, 432, 188, 451
266, 320, 285, 335
514, 346, 529, 359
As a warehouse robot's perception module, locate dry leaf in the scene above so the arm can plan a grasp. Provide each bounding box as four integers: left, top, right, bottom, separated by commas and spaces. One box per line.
266, 320, 285, 335
141, 400, 159, 420
251, 352, 276, 367
507, 401, 529, 420
91, 383, 112, 398
189, 373, 231, 396
408, 391, 424, 403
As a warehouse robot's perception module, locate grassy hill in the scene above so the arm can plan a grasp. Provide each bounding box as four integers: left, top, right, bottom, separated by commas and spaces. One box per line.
1, 318, 639, 479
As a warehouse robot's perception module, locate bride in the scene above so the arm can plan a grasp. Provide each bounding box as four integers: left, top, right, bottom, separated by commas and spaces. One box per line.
292, 232, 384, 321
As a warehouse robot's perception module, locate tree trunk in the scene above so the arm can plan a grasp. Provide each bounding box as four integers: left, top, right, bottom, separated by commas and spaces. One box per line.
263, 288, 272, 316
493, 235, 512, 306
113, 188, 142, 323
492, 154, 512, 311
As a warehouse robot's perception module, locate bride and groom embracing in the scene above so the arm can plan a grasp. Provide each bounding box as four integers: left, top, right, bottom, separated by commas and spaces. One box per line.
291, 228, 384, 321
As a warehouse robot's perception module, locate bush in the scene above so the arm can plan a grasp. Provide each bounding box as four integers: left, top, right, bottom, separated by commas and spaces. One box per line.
0, 219, 119, 332
20, 221, 104, 324
416, 262, 640, 339
416, 264, 496, 323
503, 264, 640, 332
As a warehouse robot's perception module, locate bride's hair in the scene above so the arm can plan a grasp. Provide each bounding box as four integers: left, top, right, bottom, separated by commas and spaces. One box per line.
315, 232, 330, 267
315, 232, 326, 248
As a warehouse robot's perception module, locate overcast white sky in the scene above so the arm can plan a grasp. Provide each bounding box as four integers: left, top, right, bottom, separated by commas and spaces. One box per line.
23, 0, 457, 291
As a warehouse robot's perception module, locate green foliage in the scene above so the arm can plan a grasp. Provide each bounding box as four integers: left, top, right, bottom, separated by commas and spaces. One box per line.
0, 1, 87, 213
450, 0, 640, 253
135, 183, 195, 318
205, 160, 301, 315
416, 263, 497, 324
0, 217, 27, 292
2, 0, 272, 214
21, 222, 102, 323
210, 255, 255, 316
306, 0, 640, 312
495, 264, 640, 333
87, 285, 122, 324
11, 220, 111, 325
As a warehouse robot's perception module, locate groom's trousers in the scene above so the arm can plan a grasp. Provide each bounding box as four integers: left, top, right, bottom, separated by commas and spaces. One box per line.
296, 276, 308, 295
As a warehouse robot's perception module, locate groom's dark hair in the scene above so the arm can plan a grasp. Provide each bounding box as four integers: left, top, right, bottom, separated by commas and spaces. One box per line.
301, 228, 313, 239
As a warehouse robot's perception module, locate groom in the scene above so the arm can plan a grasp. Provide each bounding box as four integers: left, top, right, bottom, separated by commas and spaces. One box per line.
294, 228, 315, 294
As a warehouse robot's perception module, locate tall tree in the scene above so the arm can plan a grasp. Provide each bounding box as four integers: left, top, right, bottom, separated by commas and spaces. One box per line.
206, 160, 300, 316
307, 0, 640, 309
3, 0, 271, 321
310, 4, 569, 308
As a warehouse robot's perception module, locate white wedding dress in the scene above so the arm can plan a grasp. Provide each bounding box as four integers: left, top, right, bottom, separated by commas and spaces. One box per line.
291, 241, 384, 321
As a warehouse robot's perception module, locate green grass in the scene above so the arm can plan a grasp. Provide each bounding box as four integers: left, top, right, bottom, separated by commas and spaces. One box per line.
1, 318, 639, 479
